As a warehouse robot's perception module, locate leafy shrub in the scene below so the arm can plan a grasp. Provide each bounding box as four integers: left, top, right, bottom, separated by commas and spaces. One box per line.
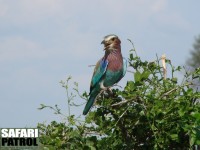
38, 44, 200, 149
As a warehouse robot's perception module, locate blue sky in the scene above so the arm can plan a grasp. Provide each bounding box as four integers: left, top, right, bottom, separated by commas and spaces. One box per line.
0, 0, 200, 127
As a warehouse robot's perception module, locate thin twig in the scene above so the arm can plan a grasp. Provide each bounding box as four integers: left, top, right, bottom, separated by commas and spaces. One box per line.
94, 90, 105, 105
111, 98, 146, 109
161, 82, 192, 98
88, 65, 96, 67
111, 100, 129, 107
114, 107, 129, 126
127, 39, 138, 57
161, 87, 179, 98
84, 131, 104, 136
113, 84, 122, 88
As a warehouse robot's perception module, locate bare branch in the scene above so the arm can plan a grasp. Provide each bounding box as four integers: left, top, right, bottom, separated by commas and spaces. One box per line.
113, 84, 122, 88
111, 100, 129, 107
111, 98, 146, 109
161, 82, 192, 98
114, 107, 129, 126
88, 65, 96, 67
161, 54, 167, 79
161, 87, 179, 98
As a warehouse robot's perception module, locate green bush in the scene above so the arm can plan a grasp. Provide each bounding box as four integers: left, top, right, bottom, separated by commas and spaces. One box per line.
38, 45, 200, 149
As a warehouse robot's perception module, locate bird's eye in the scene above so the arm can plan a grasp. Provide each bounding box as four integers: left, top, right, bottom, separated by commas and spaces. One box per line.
111, 38, 115, 41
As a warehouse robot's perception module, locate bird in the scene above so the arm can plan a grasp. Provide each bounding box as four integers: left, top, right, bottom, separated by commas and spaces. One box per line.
83, 34, 127, 115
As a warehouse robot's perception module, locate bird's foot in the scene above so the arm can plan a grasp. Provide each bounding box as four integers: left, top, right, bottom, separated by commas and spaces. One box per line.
100, 82, 113, 96
104, 87, 114, 97
107, 87, 113, 95
100, 81, 107, 91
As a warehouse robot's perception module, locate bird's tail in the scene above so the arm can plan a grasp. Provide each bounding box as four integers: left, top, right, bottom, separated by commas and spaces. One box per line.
83, 90, 99, 115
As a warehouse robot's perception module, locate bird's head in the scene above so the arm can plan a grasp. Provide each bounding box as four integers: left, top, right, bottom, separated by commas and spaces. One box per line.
101, 34, 121, 51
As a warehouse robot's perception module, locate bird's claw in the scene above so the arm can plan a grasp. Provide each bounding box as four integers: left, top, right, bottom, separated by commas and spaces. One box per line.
107, 87, 113, 95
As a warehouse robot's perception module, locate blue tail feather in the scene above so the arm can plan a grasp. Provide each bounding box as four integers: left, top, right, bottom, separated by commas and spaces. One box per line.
83, 90, 99, 115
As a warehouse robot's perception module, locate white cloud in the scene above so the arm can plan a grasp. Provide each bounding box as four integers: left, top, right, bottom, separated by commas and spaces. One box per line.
0, 36, 47, 62
0, 0, 70, 25
0, 0, 170, 26
0, 0, 190, 36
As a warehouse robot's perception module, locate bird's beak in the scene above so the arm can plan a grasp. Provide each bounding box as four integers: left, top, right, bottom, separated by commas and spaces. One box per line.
101, 40, 105, 45
101, 40, 111, 50
101, 40, 107, 50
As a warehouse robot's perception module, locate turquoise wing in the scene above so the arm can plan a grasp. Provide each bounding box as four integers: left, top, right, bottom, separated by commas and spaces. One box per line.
122, 57, 127, 77
90, 59, 108, 92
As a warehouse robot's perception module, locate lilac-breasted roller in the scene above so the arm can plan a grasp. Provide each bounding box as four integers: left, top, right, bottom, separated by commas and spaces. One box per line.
83, 34, 127, 115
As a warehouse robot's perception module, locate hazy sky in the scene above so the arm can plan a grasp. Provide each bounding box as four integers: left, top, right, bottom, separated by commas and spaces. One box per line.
0, 0, 200, 127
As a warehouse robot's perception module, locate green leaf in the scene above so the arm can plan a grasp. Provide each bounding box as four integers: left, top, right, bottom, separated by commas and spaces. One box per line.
141, 70, 150, 80
170, 134, 178, 140
134, 71, 141, 83
130, 53, 134, 60
171, 77, 178, 83
191, 112, 200, 120
190, 136, 195, 146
